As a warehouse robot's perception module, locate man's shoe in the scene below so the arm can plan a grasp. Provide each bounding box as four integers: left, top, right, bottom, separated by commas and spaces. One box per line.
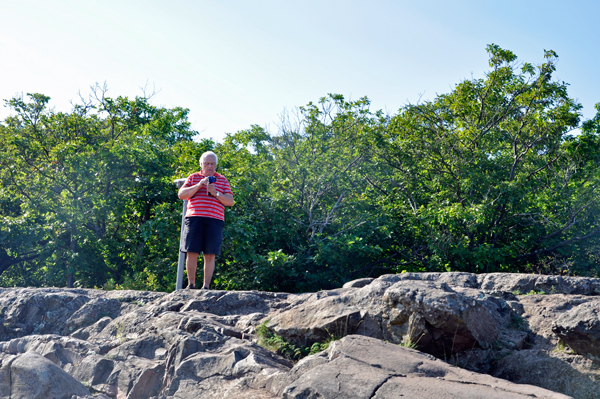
186, 283, 195, 289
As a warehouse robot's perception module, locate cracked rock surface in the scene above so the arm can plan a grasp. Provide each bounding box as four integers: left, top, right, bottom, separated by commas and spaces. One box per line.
279, 335, 571, 399
1, 273, 600, 398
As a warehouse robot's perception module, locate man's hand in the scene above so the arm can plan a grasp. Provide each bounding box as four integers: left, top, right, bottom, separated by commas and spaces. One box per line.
199, 177, 210, 187
207, 183, 217, 196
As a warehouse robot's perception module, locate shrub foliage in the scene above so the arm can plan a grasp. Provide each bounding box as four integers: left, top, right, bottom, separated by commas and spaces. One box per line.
2, 46, 600, 291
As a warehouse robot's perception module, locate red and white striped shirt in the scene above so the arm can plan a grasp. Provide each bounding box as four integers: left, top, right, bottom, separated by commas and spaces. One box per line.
182, 171, 233, 221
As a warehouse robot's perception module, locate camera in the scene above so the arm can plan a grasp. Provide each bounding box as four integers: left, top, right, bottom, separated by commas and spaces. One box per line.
208, 176, 217, 196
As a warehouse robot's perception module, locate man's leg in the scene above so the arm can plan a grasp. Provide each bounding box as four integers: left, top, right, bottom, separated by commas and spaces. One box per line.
203, 254, 216, 289
186, 252, 199, 288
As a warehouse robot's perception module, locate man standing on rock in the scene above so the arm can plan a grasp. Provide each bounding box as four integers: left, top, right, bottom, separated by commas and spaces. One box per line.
178, 151, 234, 289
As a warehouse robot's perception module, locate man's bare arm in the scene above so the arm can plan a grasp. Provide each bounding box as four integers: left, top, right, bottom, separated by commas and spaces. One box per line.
207, 184, 235, 207
216, 193, 235, 207
178, 178, 209, 200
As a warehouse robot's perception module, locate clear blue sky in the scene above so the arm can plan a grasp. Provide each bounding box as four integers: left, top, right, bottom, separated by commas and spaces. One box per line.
1, 0, 598, 142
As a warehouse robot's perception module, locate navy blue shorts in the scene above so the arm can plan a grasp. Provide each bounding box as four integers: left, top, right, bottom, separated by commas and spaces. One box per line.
180, 217, 224, 255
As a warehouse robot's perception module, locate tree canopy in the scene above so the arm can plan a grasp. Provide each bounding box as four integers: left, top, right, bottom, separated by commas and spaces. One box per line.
0, 87, 211, 289
2, 46, 600, 292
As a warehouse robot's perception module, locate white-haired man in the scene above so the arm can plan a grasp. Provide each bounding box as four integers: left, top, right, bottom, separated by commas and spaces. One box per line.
178, 151, 234, 289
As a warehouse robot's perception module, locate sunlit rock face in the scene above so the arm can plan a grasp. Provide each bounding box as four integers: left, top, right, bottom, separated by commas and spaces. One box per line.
3, 272, 600, 398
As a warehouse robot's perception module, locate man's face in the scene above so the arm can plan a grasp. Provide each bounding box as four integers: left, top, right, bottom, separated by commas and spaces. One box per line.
201, 155, 217, 176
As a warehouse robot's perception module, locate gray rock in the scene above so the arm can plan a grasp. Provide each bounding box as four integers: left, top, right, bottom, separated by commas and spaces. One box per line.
378, 271, 600, 296
268, 293, 365, 345
478, 273, 600, 295
493, 349, 599, 399
163, 340, 290, 398
382, 280, 498, 355
518, 294, 592, 346
3, 274, 600, 398
269, 279, 498, 357
552, 300, 600, 357
279, 335, 571, 399
63, 297, 124, 335
3, 351, 91, 398
69, 353, 115, 386
0, 288, 164, 342
0, 334, 99, 367
342, 277, 374, 288
397, 271, 480, 288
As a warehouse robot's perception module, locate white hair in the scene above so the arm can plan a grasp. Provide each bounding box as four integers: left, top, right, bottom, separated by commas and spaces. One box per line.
200, 151, 218, 165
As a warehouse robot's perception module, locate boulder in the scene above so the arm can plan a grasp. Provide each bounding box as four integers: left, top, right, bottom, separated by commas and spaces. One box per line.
3, 351, 91, 398
0, 334, 100, 367
552, 300, 600, 357
342, 277, 374, 288
382, 280, 498, 355
492, 349, 599, 399
517, 294, 592, 345
278, 335, 571, 399
478, 273, 600, 296
268, 279, 498, 357
0, 288, 164, 342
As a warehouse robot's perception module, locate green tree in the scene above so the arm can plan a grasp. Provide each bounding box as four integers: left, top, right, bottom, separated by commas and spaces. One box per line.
213, 95, 387, 292
374, 45, 600, 274
0, 88, 199, 289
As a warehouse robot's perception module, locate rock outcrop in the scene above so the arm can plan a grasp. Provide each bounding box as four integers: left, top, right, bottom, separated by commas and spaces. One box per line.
1, 273, 600, 398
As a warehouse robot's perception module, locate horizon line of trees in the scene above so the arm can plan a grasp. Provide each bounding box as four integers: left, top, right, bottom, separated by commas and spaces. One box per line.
2, 45, 600, 293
